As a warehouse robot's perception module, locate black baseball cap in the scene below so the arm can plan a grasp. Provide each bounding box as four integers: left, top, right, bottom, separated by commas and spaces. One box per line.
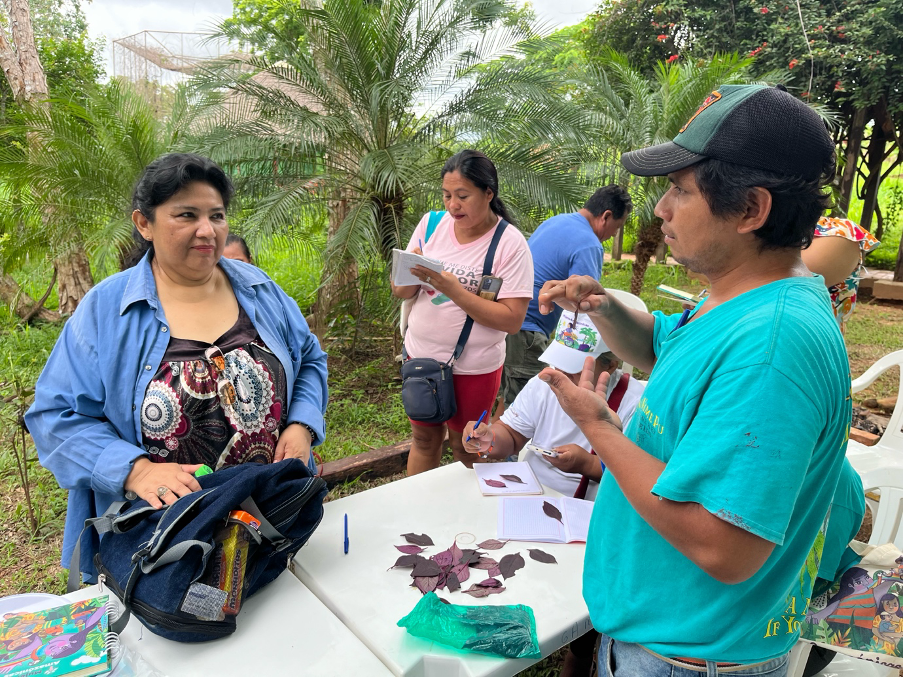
621, 84, 834, 181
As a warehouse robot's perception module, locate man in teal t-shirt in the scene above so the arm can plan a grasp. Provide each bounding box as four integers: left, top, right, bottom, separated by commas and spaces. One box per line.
537, 85, 851, 676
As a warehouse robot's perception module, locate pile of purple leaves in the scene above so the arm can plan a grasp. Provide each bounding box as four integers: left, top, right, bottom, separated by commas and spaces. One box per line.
390, 533, 557, 598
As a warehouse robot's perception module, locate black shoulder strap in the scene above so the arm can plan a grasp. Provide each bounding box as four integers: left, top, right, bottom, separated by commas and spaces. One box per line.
450, 219, 509, 363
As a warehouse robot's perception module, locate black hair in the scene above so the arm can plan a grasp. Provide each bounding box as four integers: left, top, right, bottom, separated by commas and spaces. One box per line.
826, 567, 870, 607
583, 185, 633, 219
124, 153, 235, 268
692, 156, 834, 251
441, 149, 514, 224
225, 233, 253, 264
879, 593, 902, 618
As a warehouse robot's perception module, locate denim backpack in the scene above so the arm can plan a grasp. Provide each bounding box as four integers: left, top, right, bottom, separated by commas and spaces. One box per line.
70, 459, 327, 642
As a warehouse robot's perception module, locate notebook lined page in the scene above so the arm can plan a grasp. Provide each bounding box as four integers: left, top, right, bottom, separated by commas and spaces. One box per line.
498, 497, 567, 542
561, 498, 593, 542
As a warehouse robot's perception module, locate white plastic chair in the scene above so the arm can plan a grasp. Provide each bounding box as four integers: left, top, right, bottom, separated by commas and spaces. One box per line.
858, 465, 903, 550
848, 350, 902, 457
846, 350, 903, 550
602, 288, 648, 377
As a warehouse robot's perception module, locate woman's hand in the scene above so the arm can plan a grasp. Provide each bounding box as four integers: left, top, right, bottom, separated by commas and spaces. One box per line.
547, 444, 598, 477
538, 275, 611, 317
461, 421, 494, 458
275, 423, 312, 463
539, 356, 619, 431
124, 457, 203, 509
410, 265, 462, 299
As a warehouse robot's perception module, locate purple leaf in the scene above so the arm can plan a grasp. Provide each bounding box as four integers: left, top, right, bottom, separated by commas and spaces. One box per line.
499, 553, 526, 579
438, 597, 451, 605
390, 554, 419, 569
458, 549, 478, 565
471, 557, 498, 570
488, 566, 501, 578
446, 571, 461, 592
528, 549, 557, 564
411, 557, 442, 578
500, 474, 525, 484
432, 548, 454, 569
452, 562, 471, 584
395, 544, 425, 555
450, 543, 463, 564
402, 533, 434, 547
542, 500, 564, 524
477, 539, 507, 550
477, 578, 502, 588
463, 584, 506, 598
484, 478, 507, 488
413, 575, 439, 594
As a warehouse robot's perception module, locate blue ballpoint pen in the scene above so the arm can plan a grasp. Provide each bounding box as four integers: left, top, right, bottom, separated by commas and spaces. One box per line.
672, 308, 691, 334
343, 513, 349, 554
466, 409, 488, 442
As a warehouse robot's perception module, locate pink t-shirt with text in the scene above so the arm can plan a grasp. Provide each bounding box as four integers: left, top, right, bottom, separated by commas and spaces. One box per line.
404, 212, 533, 375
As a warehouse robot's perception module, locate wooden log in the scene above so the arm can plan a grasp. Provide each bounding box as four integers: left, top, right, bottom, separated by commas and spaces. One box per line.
849, 428, 880, 447
321, 440, 412, 487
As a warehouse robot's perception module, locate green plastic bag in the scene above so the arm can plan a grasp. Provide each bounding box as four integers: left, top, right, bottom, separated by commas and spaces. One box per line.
397, 592, 541, 659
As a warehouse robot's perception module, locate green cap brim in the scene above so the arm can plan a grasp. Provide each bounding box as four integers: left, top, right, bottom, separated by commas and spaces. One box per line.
621, 141, 707, 177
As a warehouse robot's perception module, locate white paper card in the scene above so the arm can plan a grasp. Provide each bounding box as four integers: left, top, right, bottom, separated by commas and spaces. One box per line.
474, 461, 542, 496
391, 249, 444, 286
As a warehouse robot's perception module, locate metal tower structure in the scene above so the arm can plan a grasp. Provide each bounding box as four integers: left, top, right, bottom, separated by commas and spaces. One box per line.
111, 30, 230, 104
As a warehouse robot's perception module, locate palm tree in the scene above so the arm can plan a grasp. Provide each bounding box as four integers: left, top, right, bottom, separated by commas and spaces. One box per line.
194, 0, 596, 335
0, 80, 197, 294
579, 51, 753, 294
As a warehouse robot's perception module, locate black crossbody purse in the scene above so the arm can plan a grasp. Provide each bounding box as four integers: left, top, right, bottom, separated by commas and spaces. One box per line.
400, 220, 509, 423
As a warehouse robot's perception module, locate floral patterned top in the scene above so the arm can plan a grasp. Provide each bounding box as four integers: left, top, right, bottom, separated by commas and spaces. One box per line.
814, 217, 880, 334
140, 306, 287, 469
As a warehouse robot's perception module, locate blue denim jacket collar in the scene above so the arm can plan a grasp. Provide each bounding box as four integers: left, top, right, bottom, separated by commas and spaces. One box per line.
120, 252, 272, 316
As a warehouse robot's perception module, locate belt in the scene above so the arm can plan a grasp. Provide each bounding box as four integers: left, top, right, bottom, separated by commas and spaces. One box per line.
641, 645, 774, 673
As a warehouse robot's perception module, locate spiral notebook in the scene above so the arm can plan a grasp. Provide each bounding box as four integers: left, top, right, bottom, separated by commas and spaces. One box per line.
0, 596, 115, 677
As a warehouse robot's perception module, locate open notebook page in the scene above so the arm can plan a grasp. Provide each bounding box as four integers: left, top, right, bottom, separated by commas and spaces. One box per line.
498, 497, 567, 543
561, 497, 594, 542
391, 249, 444, 286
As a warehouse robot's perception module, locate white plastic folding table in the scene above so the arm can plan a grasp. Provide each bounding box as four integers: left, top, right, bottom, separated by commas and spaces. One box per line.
290, 461, 594, 676
63, 570, 393, 676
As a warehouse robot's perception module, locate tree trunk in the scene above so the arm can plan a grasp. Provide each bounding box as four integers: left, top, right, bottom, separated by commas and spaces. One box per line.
6, 0, 49, 106
894, 235, 902, 284
611, 226, 623, 260
0, 0, 94, 315
0, 272, 59, 322
654, 240, 668, 264
859, 127, 886, 233
630, 220, 663, 295
55, 247, 93, 316
838, 107, 867, 217
312, 195, 360, 339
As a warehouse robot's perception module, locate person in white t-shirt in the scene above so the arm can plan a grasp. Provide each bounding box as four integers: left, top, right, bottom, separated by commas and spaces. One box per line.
462, 312, 644, 500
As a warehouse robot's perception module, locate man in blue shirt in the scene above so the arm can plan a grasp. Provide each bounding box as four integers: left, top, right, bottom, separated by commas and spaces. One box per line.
537, 85, 850, 675
500, 186, 632, 407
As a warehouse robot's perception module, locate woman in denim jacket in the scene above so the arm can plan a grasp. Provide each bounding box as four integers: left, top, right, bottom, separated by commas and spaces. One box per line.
26, 153, 328, 582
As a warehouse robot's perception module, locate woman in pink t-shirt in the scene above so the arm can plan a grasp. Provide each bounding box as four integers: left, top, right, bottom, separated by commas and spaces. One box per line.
391, 150, 534, 475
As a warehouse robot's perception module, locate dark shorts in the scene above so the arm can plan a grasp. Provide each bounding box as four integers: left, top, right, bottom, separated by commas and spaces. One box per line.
410, 366, 503, 432
501, 330, 549, 405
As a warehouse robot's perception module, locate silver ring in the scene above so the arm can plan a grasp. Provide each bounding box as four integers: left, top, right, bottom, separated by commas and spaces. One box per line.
425, 276, 431, 284
156, 486, 170, 499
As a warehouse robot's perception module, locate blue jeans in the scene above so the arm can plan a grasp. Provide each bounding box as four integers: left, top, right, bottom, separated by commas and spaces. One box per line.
597, 633, 790, 677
